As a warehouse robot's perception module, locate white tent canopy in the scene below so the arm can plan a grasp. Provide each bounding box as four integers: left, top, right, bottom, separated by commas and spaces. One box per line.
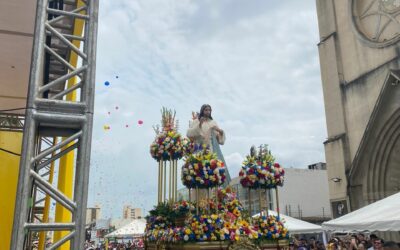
322, 192, 400, 232
253, 210, 323, 234
105, 219, 146, 238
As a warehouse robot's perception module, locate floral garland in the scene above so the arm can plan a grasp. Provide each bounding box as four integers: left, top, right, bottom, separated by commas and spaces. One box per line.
181, 147, 226, 188
239, 145, 285, 189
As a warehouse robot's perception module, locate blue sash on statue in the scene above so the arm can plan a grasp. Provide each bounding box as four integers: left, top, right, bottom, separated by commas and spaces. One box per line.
211, 130, 231, 187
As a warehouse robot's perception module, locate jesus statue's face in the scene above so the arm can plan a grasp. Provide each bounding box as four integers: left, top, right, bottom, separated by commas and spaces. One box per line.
203, 106, 212, 118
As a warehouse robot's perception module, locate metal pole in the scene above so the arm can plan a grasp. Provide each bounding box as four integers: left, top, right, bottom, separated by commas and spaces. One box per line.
164, 161, 166, 203
158, 161, 161, 203
73, 2, 98, 248
258, 189, 262, 216
207, 188, 210, 214
215, 187, 218, 214
266, 189, 269, 217
196, 186, 199, 215
275, 188, 280, 218
169, 159, 172, 202
248, 188, 252, 216
160, 160, 164, 202
175, 160, 177, 202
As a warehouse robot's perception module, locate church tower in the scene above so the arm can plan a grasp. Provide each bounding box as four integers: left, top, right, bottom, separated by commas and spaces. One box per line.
316, 0, 400, 218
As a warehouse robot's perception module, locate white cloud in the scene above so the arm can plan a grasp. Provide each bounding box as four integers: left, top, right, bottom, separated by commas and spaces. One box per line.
224, 152, 244, 176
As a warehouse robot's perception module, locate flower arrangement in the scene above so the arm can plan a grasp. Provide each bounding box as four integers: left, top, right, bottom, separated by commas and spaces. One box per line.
145, 188, 289, 244
181, 147, 226, 188
150, 130, 189, 161
253, 214, 288, 240
172, 200, 195, 217
239, 145, 285, 189
150, 108, 194, 161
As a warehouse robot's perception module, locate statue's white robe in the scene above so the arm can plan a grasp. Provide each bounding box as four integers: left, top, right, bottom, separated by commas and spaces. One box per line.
186, 119, 225, 149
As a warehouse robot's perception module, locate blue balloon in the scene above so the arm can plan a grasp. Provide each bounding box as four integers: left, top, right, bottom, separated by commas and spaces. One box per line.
104, 81, 110, 86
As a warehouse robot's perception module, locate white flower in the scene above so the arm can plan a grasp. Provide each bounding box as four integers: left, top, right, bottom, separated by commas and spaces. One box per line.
184, 235, 189, 241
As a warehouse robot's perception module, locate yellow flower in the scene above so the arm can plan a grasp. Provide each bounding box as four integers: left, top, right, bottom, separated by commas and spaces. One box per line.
233, 209, 240, 217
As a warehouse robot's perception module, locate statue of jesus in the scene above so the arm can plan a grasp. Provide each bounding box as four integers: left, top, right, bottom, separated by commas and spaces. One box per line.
186, 104, 225, 151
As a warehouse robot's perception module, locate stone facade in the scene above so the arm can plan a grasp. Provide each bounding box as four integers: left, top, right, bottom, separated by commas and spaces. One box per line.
316, 0, 400, 217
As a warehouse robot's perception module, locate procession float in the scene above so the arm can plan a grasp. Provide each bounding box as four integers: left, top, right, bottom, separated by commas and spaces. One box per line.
145, 107, 289, 250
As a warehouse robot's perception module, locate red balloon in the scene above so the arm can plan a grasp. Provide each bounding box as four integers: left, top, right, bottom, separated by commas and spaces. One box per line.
138, 120, 143, 125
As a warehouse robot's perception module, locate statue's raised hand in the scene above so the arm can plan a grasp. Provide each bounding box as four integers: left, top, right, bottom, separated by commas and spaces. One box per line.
191, 111, 199, 120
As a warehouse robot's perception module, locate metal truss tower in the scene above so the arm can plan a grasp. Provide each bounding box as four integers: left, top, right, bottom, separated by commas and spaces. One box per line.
11, 0, 98, 249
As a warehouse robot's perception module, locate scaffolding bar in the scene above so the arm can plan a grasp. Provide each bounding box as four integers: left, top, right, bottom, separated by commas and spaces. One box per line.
47, 8, 89, 20
30, 170, 76, 211
48, 231, 76, 250
25, 223, 75, 231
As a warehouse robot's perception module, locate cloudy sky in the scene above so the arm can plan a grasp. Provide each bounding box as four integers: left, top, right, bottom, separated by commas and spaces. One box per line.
87, 0, 327, 219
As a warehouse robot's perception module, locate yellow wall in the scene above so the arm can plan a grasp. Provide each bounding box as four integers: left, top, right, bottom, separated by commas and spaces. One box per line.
0, 131, 22, 249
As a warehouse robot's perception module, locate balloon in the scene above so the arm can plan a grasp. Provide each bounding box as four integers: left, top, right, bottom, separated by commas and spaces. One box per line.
125, 124, 129, 128
115, 106, 119, 110
103, 125, 110, 130
108, 111, 111, 115
116, 76, 119, 79
104, 81, 110, 86
138, 120, 143, 125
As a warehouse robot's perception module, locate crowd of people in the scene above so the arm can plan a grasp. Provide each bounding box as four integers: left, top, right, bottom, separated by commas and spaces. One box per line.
290, 234, 400, 250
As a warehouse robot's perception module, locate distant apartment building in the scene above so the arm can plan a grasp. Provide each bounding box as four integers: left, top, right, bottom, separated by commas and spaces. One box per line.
86, 205, 101, 224
271, 166, 331, 223
308, 162, 326, 170
122, 205, 142, 219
